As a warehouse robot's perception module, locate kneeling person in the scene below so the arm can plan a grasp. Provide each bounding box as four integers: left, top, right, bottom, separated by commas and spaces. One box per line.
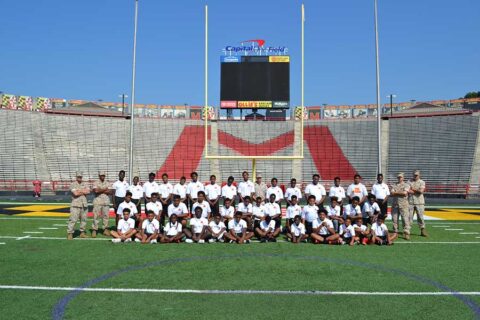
111, 209, 137, 243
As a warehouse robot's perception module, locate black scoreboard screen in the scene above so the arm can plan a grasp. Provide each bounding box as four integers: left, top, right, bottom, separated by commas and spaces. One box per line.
220, 55, 290, 109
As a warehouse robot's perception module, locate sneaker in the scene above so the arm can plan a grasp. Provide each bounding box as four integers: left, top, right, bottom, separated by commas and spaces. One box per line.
134, 238, 141, 243
245, 239, 251, 244
67, 233, 73, 240
208, 238, 215, 243
218, 238, 224, 243
91, 230, 97, 238
124, 238, 132, 243
260, 238, 266, 243
112, 238, 122, 243
198, 239, 205, 244
270, 238, 277, 243
185, 239, 193, 243
150, 239, 157, 244
229, 240, 235, 244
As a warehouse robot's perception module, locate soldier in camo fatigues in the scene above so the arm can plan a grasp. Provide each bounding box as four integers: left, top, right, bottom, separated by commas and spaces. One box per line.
91, 170, 111, 238
408, 170, 428, 237
390, 172, 411, 240
67, 171, 90, 240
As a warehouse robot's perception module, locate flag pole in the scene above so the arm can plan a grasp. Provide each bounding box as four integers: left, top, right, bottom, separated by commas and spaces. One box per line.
129, 0, 139, 184
374, 0, 382, 174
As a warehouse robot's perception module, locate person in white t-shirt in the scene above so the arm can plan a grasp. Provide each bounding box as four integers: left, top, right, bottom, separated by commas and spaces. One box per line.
362, 194, 381, 225
186, 171, 205, 211
371, 215, 396, 245
111, 209, 136, 243
184, 207, 209, 243
252, 196, 266, 230
304, 174, 326, 207
128, 176, 143, 215
136, 211, 159, 244
143, 172, 159, 205
158, 173, 173, 225
343, 196, 362, 219
255, 215, 280, 242
167, 195, 189, 227
264, 193, 282, 230
284, 178, 302, 207
346, 174, 368, 204
145, 193, 162, 221
238, 171, 255, 203
329, 177, 346, 206
191, 191, 211, 220
287, 215, 308, 243
208, 214, 227, 243
311, 210, 340, 244
220, 198, 235, 223
205, 175, 221, 216
112, 170, 129, 224
224, 212, 253, 244
221, 176, 237, 205
353, 217, 370, 245
236, 196, 253, 228
160, 214, 183, 243
325, 196, 343, 232
116, 192, 140, 229
173, 176, 187, 204
285, 195, 302, 231
301, 195, 319, 234
371, 173, 390, 216
338, 217, 356, 246
266, 178, 284, 207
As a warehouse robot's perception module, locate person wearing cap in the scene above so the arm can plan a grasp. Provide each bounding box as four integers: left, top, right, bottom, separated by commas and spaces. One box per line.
67, 171, 90, 240
254, 173, 267, 203
408, 170, 428, 237
91, 171, 111, 238
390, 172, 411, 240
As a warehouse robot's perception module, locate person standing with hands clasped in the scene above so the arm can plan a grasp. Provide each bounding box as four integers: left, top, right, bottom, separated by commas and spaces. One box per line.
390, 172, 411, 240
67, 171, 90, 240
408, 170, 428, 237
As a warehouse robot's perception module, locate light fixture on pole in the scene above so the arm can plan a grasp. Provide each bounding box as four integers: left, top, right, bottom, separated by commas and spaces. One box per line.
118, 94, 128, 115
387, 94, 396, 117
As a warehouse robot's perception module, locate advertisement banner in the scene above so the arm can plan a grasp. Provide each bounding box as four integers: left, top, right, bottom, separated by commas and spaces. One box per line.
34, 97, 51, 111
273, 101, 289, 108
1, 94, 18, 109
238, 101, 272, 108
269, 56, 290, 63
220, 101, 237, 108
324, 108, 338, 119
221, 56, 241, 63
17, 96, 33, 110
294, 107, 308, 120
174, 108, 187, 119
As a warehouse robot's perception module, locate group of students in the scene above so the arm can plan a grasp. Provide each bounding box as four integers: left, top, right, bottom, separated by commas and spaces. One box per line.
69, 168, 425, 245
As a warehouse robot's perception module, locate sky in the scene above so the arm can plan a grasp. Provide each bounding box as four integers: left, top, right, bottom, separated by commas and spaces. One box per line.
0, 0, 479, 107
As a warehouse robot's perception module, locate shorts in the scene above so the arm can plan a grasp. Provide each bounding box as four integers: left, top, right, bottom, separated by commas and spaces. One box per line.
305, 221, 313, 234
377, 235, 388, 245
342, 236, 352, 242
145, 232, 154, 237
362, 217, 371, 225
253, 220, 261, 230
236, 232, 243, 238
131, 199, 141, 214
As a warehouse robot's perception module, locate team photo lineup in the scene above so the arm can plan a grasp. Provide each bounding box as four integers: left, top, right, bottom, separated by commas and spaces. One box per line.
68, 169, 426, 246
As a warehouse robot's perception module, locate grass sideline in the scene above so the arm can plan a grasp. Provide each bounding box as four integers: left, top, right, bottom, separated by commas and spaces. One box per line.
0, 217, 479, 319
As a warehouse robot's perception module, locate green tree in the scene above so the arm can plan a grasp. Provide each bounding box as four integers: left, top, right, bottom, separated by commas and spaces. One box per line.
464, 91, 480, 99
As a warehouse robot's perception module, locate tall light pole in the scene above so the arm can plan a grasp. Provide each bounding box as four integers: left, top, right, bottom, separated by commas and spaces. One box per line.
387, 94, 396, 117
374, 0, 382, 175
119, 94, 128, 116
128, 0, 139, 185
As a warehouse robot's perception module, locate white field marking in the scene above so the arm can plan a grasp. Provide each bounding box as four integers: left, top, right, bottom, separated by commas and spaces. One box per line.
459, 232, 479, 235
0, 242, 5, 245
0, 236, 479, 245
444, 229, 464, 231
53, 224, 67, 227
39, 227, 58, 230
0, 217, 68, 221
428, 222, 480, 225
15, 235, 31, 241
23, 231, 43, 234
0, 285, 479, 296
432, 226, 450, 228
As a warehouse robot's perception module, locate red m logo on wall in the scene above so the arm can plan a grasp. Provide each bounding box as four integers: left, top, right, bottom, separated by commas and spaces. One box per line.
158, 126, 356, 180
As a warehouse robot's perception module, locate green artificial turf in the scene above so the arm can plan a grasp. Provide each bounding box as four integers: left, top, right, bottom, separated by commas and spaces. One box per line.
0, 217, 479, 320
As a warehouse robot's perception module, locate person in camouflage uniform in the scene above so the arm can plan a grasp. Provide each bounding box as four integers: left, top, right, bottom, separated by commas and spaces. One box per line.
390, 172, 411, 240
91, 170, 111, 238
408, 170, 428, 237
67, 171, 90, 240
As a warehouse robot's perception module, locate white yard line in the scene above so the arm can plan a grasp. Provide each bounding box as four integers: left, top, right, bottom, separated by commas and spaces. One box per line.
459, 232, 479, 235
53, 224, 67, 227
444, 229, 464, 231
0, 242, 5, 245
39, 227, 58, 230
23, 231, 43, 234
432, 226, 450, 228
0, 285, 478, 296
0, 217, 68, 221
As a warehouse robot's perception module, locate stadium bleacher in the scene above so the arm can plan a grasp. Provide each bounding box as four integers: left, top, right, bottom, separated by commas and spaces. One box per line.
0, 108, 478, 196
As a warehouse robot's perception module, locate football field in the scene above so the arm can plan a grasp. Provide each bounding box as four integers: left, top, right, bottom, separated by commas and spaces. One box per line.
1, 210, 480, 320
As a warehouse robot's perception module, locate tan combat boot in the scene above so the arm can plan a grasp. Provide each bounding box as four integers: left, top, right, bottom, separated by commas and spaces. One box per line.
80, 232, 87, 238
91, 230, 97, 238
103, 229, 111, 236
421, 228, 428, 237
404, 233, 410, 240
67, 233, 73, 240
